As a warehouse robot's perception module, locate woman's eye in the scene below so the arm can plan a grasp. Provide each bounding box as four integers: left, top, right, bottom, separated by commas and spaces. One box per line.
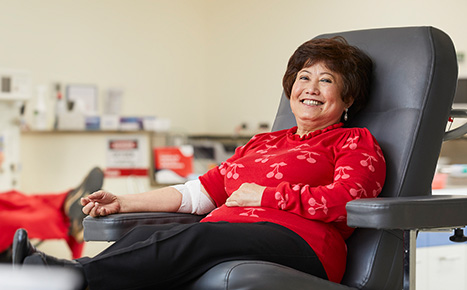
299, 75, 309, 81
320, 78, 332, 83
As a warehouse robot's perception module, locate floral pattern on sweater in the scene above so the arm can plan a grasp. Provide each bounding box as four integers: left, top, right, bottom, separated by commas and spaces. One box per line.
200, 123, 386, 283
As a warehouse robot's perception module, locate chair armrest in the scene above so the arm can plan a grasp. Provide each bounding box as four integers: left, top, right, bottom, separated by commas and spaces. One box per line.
186, 261, 357, 290
445, 109, 467, 141
83, 212, 205, 242
346, 195, 467, 230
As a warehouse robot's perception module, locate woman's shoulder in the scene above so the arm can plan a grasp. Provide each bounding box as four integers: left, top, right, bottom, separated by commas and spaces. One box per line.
250, 127, 290, 142
250, 125, 378, 145
338, 126, 373, 136
332, 126, 381, 147
233, 128, 290, 155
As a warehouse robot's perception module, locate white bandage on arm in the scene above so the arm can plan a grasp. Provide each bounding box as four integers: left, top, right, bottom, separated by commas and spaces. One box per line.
171, 179, 216, 215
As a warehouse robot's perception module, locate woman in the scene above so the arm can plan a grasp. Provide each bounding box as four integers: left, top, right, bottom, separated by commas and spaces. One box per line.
14, 37, 385, 289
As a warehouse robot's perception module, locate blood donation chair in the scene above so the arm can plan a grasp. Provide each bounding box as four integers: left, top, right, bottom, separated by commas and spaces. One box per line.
83, 26, 467, 290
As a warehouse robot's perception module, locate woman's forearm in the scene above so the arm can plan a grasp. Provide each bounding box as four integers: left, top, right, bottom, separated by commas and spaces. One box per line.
117, 187, 182, 213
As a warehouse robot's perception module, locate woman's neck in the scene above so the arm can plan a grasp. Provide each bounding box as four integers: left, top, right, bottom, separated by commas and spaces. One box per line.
295, 122, 341, 137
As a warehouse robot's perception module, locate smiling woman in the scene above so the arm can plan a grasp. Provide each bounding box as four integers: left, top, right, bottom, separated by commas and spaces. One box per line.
290, 62, 348, 136
282, 37, 373, 131
13, 36, 385, 289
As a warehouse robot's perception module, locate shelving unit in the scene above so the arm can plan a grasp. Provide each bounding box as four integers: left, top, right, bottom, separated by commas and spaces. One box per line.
19, 130, 165, 193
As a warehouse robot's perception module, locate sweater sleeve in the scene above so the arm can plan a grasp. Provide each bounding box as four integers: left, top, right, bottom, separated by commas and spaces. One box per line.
199, 132, 273, 207
199, 166, 228, 207
261, 128, 386, 223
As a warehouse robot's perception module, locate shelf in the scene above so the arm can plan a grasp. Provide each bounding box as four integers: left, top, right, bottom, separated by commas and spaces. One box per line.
21, 130, 160, 136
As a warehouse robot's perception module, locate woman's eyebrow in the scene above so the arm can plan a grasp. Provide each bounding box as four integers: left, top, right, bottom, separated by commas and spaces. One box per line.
320, 72, 335, 78
298, 70, 336, 80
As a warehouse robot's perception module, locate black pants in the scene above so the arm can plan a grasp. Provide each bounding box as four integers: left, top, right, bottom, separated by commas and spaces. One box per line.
78, 222, 327, 290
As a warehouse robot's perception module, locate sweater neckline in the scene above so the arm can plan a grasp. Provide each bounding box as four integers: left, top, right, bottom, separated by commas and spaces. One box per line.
286, 123, 344, 141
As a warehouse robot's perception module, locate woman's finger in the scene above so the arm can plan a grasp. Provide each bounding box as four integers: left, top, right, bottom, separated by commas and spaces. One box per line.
80, 197, 90, 206
225, 196, 239, 207
82, 201, 95, 215
89, 202, 100, 217
99, 207, 108, 217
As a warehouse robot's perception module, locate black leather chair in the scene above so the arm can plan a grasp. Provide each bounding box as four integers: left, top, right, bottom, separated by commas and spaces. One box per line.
83, 26, 467, 290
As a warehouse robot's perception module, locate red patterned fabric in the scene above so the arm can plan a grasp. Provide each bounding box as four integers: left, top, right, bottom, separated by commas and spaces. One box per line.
200, 123, 386, 283
0, 190, 84, 259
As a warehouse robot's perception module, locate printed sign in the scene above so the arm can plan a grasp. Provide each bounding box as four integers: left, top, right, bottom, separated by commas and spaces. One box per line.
106, 135, 148, 177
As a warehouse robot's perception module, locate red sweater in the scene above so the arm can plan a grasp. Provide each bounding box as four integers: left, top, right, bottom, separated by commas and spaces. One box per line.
199, 123, 386, 283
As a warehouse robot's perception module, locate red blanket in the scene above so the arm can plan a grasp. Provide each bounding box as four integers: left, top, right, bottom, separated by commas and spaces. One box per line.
0, 190, 84, 258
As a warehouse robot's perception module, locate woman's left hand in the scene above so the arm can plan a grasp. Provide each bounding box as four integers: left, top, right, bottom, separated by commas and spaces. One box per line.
225, 183, 266, 207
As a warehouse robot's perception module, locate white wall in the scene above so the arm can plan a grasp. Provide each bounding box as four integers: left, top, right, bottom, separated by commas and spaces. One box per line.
0, 0, 210, 133
2, 0, 467, 135
3, 0, 467, 259
1, 0, 467, 193
203, 0, 467, 132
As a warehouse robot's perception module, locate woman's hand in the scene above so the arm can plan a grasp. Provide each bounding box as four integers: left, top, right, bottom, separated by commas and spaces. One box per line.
81, 190, 121, 217
225, 183, 266, 207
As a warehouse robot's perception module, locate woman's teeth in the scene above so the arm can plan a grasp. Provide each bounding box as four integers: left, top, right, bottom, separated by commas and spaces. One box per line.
302, 99, 323, 106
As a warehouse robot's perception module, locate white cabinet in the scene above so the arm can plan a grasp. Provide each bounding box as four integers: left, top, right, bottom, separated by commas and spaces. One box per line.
19, 130, 159, 194
416, 232, 467, 289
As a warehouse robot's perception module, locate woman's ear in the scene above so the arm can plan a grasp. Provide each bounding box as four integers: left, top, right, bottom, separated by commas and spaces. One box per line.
345, 98, 354, 109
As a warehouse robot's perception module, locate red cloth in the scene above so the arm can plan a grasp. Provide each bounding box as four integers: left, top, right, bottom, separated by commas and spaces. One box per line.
0, 190, 84, 259
200, 124, 386, 283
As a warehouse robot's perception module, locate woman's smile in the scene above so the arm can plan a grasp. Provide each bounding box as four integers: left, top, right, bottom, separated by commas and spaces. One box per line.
301, 99, 324, 106
290, 61, 351, 136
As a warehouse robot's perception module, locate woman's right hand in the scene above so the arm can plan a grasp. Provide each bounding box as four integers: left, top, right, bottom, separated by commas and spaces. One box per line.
81, 190, 121, 217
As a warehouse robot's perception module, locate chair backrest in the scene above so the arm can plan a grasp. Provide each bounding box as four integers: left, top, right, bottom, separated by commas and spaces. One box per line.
272, 27, 458, 289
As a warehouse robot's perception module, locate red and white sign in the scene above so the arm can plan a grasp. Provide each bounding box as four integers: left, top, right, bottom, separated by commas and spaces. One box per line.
106, 135, 148, 177
154, 146, 193, 183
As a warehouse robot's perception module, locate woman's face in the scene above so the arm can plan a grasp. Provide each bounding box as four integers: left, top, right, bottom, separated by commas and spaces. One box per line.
290, 62, 351, 136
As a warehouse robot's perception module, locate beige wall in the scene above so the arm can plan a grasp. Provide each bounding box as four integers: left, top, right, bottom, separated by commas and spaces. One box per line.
3, 0, 466, 189
2, 0, 466, 191
3, 0, 467, 259
1, 0, 210, 133
203, 0, 467, 132
2, 0, 467, 135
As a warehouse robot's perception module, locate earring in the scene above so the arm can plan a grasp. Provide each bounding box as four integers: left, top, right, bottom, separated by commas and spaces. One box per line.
344, 109, 348, 121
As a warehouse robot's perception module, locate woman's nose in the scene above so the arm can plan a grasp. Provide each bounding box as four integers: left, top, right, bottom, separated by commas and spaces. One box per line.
305, 83, 319, 95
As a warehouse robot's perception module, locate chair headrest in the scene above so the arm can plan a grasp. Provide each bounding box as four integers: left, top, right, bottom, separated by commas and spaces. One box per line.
272, 26, 458, 199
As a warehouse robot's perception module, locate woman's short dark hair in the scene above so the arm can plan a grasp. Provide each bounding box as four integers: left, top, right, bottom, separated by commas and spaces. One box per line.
282, 37, 373, 121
